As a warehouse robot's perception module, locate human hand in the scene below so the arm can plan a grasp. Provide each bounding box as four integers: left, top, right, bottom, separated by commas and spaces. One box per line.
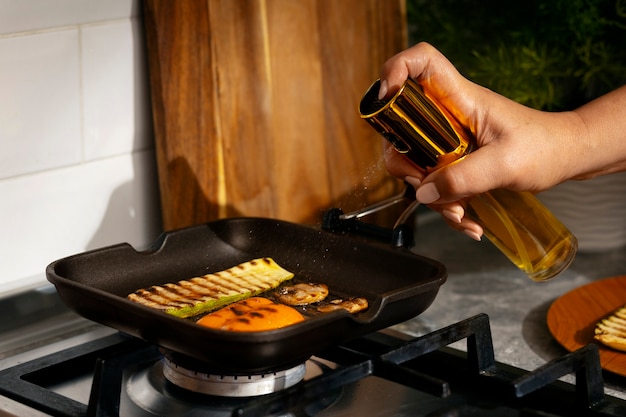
378, 42, 582, 239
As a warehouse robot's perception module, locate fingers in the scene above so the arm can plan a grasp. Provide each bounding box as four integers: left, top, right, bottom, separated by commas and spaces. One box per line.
430, 201, 484, 241
377, 49, 414, 99
382, 141, 424, 180
379, 42, 442, 96
378, 42, 465, 101
417, 149, 508, 205
395, 151, 486, 240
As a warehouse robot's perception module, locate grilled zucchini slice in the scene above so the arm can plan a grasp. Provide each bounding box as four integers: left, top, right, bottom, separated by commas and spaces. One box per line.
127, 257, 295, 318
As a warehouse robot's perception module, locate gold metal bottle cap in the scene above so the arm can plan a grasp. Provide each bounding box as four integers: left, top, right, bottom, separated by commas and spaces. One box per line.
359, 78, 473, 169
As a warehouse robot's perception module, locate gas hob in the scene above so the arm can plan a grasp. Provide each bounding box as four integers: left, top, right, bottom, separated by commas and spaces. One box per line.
1, 313, 625, 417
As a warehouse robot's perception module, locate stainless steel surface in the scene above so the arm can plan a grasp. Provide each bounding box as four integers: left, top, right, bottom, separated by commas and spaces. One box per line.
0, 289, 116, 417
393, 210, 626, 398
338, 188, 410, 220
125, 357, 335, 416
163, 359, 306, 397
0, 285, 116, 365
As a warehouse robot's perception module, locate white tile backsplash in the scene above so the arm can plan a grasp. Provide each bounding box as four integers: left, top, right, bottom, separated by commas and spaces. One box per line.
0, 1, 161, 294
0, 0, 140, 36
0, 150, 161, 295
0, 28, 82, 179
82, 18, 152, 160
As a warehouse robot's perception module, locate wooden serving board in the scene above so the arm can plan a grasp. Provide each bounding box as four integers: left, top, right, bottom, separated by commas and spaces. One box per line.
547, 275, 626, 376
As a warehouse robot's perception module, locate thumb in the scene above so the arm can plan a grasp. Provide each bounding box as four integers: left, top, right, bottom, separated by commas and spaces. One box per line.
416, 150, 507, 204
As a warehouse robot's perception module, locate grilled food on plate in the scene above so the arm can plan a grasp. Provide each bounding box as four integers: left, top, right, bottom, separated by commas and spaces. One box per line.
196, 297, 304, 331
594, 304, 626, 352
127, 258, 294, 318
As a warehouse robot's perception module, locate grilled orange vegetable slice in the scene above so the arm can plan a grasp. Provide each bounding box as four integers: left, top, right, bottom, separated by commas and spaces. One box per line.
196, 297, 304, 331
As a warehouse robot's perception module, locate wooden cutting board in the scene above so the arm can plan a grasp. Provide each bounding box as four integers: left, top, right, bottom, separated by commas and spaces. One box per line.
143, 0, 407, 230
547, 275, 626, 376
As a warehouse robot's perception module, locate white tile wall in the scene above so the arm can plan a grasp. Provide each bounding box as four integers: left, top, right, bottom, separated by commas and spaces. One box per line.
0, 28, 82, 178
0, 1, 162, 295
82, 19, 152, 160
0, 0, 139, 35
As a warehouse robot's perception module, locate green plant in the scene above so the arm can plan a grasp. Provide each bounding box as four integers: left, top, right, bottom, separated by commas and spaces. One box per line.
407, 0, 626, 110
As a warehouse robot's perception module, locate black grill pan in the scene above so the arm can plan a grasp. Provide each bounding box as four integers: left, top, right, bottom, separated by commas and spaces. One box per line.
46, 217, 446, 373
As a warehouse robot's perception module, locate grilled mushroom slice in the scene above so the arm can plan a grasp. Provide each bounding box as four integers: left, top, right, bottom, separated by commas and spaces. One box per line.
317, 297, 369, 314
275, 283, 329, 306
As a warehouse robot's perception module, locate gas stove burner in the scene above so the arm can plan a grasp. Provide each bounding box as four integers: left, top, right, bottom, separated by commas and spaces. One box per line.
162, 357, 307, 397
124, 359, 340, 416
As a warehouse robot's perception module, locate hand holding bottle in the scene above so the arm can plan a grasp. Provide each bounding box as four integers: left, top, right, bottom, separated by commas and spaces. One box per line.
363, 44, 582, 280
378, 42, 626, 241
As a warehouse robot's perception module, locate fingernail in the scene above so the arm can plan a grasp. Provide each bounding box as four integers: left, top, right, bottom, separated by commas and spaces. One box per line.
416, 183, 440, 204
464, 229, 482, 242
378, 79, 388, 100
442, 209, 462, 224
404, 176, 421, 189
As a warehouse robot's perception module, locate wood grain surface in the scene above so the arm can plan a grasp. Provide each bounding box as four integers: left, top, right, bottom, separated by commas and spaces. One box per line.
143, 0, 407, 230
547, 275, 626, 376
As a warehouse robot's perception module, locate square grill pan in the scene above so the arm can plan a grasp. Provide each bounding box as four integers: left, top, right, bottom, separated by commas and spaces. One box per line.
46, 217, 446, 373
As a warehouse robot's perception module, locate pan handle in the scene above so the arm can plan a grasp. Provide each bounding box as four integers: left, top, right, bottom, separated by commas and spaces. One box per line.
322, 185, 418, 248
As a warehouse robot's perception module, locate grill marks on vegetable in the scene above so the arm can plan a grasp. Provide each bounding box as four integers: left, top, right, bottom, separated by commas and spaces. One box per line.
595, 304, 626, 352
234, 305, 278, 324
127, 257, 370, 329
233, 304, 278, 320
127, 258, 295, 318
276, 283, 329, 306
196, 297, 305, 331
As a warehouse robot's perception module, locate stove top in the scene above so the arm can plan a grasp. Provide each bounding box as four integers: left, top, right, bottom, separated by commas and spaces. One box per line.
1, 313, 625, 417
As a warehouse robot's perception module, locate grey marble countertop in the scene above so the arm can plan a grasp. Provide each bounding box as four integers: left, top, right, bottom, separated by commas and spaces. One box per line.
392, 210, 626, 398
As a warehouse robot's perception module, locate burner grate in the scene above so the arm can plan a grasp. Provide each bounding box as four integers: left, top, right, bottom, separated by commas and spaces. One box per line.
234, 314, 621, 417
0, 333, 159, 417
0, 314, 625, 417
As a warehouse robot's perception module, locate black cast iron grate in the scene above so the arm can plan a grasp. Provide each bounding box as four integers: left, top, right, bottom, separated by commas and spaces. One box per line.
0, 314, 625, 417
